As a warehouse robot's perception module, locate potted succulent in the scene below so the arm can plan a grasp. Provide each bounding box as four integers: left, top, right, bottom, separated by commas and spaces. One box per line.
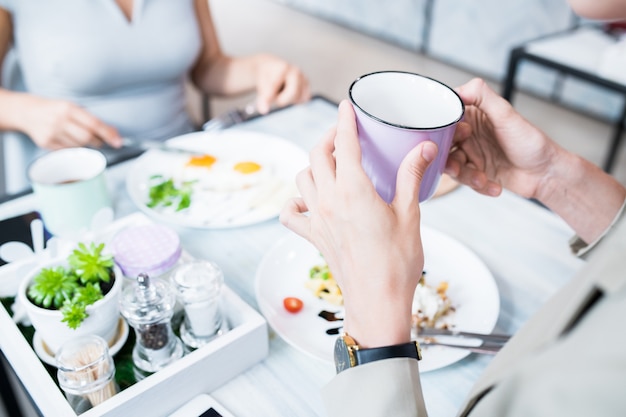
18, 242, 123, 355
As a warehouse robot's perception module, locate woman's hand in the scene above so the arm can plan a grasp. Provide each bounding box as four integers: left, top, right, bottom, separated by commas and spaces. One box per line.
280, 100, 437, 348
445, 78, 561, 200
253, 54, 310, 114
19, 95, 122, 150
191, 0, 309, 112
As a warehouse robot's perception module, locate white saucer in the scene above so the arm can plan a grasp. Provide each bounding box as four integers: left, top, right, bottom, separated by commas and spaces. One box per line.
33, 317, 129, 367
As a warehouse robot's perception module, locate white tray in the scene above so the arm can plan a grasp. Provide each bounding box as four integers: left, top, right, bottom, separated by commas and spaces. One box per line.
0, 213, 269, 417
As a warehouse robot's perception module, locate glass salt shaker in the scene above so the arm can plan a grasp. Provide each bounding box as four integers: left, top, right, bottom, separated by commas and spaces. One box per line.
56, 335, 118, 414
119, 273, 183, 373
172, 260, 226, 349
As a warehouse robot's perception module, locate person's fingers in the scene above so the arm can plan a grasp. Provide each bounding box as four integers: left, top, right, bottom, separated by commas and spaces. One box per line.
451, 161, 502, 196
393, 141, 438, 209
274, 68, 302, 108
456, 78, 514, 122
97, 125, 122, 148
467, 177, 502, 197
279, 197, 311, 239
63, 123, 101, 147
444, 156, 460, 178
333, 101, 364, 179
296, 167, 322, 210
451, 121, 472, 146
445, 146, 502, 197
447, 148, 484, 188
444, 146, 469, 178
276, 66, 311, 107
54, 130, 85, 148
46, 138, 74, 150
70, 107, 122, 148
297, 78, 312, 103
309, 126, 337, 194
485, 181, 503, 196
255, 67, 287, 114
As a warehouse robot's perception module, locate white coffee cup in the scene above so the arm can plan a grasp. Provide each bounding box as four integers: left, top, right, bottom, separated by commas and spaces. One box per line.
28, 148, 112, 238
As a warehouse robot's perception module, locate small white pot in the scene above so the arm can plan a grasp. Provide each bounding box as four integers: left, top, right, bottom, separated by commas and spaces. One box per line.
18, 258, 123, 355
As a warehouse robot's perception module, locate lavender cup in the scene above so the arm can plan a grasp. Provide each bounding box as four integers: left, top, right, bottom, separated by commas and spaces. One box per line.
349, 71, 464, 203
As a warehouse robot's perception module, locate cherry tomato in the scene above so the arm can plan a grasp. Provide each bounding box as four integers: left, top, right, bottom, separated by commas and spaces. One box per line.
283, 297, 304, 313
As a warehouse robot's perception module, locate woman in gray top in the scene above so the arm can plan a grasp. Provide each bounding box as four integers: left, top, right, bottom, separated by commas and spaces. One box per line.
0, 0, 309, 193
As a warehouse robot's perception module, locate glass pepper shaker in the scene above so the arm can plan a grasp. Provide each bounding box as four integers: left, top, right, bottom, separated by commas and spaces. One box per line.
172, 260, 226, 349
119, 273, 183, 373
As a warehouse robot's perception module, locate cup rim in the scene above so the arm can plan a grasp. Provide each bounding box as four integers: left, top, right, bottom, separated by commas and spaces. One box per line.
27, 147, 107, 186
348, 70, 465, 131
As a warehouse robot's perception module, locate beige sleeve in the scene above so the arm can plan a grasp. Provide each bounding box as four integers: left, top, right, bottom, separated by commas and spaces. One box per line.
322, 358, 428, 417
570, 198, 626, 258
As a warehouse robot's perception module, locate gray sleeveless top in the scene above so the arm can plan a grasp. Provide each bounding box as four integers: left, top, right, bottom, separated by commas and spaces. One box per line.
1, 0, 202, 141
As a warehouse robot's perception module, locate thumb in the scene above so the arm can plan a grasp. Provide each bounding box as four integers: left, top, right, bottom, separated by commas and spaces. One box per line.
393, 141, 438, 207
255, 93, 272, 115
255, 78, 283, 115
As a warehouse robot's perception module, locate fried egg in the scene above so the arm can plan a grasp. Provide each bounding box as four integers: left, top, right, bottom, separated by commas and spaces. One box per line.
179, 154, 271, 192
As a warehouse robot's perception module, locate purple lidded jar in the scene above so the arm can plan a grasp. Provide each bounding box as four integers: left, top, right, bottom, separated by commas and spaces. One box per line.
110, 224, 182, 285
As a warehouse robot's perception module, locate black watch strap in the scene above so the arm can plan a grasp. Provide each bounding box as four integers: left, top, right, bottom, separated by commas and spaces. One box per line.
355, 341, 422, 365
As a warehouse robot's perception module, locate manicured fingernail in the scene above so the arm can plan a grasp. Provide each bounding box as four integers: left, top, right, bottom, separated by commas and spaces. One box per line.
422, 142, 438, 163
487, 183, 501, 196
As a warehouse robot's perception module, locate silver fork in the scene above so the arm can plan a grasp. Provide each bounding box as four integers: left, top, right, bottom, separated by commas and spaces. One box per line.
202, 102, 259, 131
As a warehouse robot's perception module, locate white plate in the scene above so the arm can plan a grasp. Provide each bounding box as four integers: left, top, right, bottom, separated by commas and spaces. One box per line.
255, 226, 500, 372
126, 131, 308, 229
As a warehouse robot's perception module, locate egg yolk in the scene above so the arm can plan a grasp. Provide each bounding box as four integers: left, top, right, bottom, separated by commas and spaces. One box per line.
186, 154, 217, 168
233, 161, 262, 174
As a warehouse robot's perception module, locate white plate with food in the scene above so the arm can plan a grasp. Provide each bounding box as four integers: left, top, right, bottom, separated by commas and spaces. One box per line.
126, 131, 308, 229
255, 226, 500, 372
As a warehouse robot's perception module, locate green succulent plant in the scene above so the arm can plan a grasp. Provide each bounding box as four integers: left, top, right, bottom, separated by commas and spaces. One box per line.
28, 266, 78, 309
28, 242, 115, 329
68, 242, 114, 284
60, 301, 90, 330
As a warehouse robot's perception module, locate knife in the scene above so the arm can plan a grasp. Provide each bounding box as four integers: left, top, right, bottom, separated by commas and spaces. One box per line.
417, 327, 511, 344
202, 103, 260, 131
418, 339, 502, 354
121, 138, 204, 155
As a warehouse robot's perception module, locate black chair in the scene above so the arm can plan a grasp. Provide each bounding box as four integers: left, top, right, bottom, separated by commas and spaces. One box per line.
502, 26, 626, 173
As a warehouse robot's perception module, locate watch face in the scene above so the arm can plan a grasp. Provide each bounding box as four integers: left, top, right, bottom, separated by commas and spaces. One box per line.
334, 337, 351, 373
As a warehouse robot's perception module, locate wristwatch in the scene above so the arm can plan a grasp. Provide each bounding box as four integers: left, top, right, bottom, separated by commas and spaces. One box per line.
334, 333, 422, 373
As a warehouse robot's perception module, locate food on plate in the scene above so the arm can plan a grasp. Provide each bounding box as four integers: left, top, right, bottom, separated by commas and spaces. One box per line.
306, 262, 343, 306
180, 154, 271, 192
306, 262, 454, 328
233, 161, 262, 174
412, 273, 453, 329
147, 175, 196, 211
144, 153, 276, 216
185, 154, 217, 168
283, 297, 304, 313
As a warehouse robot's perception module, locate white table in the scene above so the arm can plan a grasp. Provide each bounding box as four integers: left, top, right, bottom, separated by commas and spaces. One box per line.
0, 97, 585, 417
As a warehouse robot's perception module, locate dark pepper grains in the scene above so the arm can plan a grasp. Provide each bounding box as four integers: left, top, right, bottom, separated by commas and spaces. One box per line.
139, 322, 169, 350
